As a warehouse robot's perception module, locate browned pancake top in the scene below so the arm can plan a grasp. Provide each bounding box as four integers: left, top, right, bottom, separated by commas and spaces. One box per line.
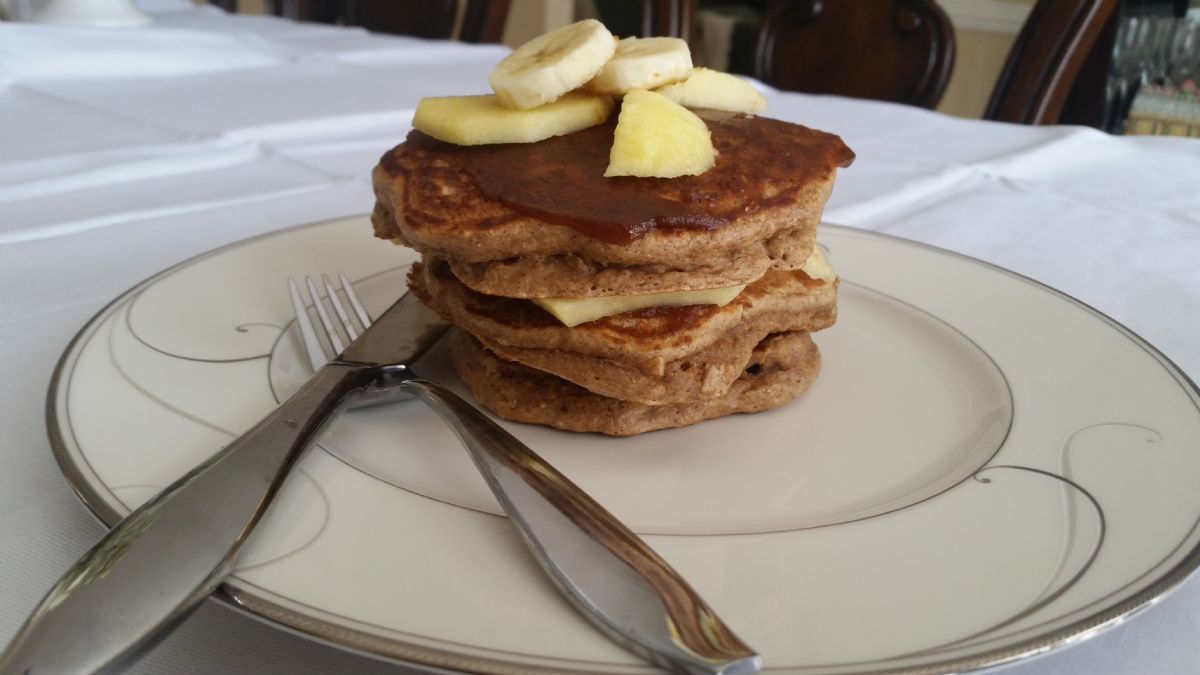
382, 110, 854, 245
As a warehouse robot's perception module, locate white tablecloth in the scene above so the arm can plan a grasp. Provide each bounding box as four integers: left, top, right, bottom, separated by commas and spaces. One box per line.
2, 2, 1199, 673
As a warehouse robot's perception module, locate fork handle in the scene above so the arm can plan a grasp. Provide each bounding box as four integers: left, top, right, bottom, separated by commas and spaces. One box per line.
0, 363, 373, 675
401, 378, 763, 675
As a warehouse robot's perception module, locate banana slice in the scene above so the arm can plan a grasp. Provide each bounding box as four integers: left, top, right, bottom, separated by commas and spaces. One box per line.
655, 67, 767, 113
605, 89, 715, 178
489, 19, 616, 110
413, 93, 614, 146
585, 37, 693, 96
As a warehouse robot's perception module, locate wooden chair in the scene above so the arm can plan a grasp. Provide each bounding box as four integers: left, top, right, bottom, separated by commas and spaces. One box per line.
983, 0, 1119, 125
223, 0, 511, 43
591, 0, 694, 41
641, 0, 694, 41
753, 0, 956, 109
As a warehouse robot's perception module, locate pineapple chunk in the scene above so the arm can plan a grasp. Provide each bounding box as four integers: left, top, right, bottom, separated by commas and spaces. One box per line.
801, 245, 836, 282
412, 93, 613, 146
534, 284, 747, 327
604, 89, 715, 178
654, 68, 767, 114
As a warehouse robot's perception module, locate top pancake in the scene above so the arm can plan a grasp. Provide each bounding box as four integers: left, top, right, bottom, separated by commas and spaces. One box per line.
372, 110, 854, 296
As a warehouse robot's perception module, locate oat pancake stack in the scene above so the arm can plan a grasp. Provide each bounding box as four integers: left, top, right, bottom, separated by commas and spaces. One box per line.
370, 21, 853, 435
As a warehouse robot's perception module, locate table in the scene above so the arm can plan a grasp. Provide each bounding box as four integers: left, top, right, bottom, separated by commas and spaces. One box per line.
2, 2, 1199, 673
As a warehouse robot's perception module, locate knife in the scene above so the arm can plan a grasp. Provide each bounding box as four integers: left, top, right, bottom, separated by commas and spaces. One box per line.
0, 292, 761, 675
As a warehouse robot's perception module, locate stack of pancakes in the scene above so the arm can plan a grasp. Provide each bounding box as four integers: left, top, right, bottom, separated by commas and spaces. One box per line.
372, 110, 854, 435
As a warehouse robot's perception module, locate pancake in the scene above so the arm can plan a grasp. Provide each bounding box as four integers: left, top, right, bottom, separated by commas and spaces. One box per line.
441, 224, 813, 298
372, 110, 854, 298
377, 98, 852, 434
450, 329, 821, 436
413, 259, 836, 404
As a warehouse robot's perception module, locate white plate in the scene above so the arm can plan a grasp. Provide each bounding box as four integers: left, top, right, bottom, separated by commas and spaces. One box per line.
48, 217, 1200, 674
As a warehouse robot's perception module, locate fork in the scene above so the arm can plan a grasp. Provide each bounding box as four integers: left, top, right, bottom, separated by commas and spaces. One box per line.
0, 272, 761, 675
288, 273, 763, 675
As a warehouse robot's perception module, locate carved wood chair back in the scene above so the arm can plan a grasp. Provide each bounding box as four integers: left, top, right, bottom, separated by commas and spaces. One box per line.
753, 0, 956, 109
984, 0, 1119, 125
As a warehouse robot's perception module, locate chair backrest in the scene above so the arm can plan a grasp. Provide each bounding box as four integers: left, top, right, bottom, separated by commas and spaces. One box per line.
984, 0, 1118, 124
642, 0, 693, 41
268, 0, 511, 43
591, 0, 693, 40
753, 0, 955, 109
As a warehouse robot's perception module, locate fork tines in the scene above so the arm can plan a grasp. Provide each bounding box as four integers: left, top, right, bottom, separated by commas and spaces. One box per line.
287, 274, 370, 371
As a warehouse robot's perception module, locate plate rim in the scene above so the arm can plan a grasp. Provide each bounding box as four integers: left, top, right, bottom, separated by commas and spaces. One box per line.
44, 216, 1200, 675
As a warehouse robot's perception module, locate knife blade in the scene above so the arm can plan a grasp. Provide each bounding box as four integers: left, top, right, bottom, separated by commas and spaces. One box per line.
0, 292, 447, 675
3, 290, 763, 675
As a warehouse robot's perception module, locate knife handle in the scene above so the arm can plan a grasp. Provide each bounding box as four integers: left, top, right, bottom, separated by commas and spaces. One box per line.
0, 363, 371, 675
401, 379, 763, 675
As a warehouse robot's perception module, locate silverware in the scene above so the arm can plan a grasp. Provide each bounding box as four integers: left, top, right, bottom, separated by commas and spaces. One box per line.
0, 271, 761, 675
0, 277, 447, 675
293, 273, 762, 675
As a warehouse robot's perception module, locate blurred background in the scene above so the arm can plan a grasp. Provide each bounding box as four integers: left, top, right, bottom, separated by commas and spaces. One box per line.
4, 0, 1195, 132
191, 0, 1195, 128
